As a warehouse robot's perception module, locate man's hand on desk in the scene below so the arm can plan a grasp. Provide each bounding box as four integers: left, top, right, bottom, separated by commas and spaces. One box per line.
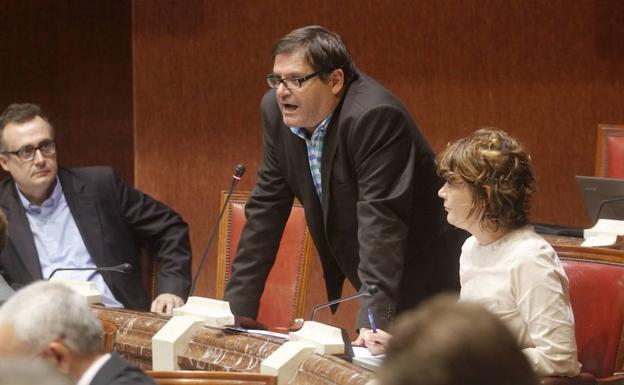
151, 293, 184, 315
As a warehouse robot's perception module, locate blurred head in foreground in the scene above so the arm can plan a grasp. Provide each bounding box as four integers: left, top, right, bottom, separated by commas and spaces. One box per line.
0, 281, 103, 381
0, 358, 71, 385
376, 294, 538, 385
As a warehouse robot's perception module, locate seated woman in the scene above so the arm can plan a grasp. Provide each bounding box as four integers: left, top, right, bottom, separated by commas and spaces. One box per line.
436, 128, 580, 377
360, 128, 580, 377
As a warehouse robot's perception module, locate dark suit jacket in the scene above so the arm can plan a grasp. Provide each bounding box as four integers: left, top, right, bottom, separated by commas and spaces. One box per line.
224, 71, 466, 329
0, 274, 13, 304
90, 353, 156, 385
0, 166, 191, 310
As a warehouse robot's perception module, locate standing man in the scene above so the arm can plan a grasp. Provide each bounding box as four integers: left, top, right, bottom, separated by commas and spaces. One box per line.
0, 103, 191, 315
224, 26, 464, 334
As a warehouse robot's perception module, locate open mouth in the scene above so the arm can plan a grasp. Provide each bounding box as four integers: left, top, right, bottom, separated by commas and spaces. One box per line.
282, 103, 298, 112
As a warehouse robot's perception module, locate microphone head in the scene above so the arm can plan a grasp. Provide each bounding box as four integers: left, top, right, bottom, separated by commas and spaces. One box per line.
117, 263, 133, 273
234, 164, 246, 178
367, 284, 379, 296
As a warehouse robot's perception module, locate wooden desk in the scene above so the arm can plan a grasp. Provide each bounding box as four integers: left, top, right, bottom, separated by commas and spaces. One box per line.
93, 307, 372, 385
543, 234, 624, 264
97, 234, 622, 385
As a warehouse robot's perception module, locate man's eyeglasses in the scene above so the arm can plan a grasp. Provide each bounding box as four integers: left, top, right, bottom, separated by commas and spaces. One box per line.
266, 71, 321, 90
2, 140, 56, 161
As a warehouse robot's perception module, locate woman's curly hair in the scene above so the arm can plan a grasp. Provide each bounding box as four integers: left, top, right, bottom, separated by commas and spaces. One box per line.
437, 128, 535, 232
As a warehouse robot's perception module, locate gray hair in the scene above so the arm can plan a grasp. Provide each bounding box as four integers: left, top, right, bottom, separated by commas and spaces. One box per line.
0, 358, 72, 385
0, 281, 103, 356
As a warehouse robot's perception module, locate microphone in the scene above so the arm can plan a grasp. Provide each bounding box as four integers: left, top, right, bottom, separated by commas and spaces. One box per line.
310, 284, 379, 321
48, 263, 132, 280
190, 164, 246, 295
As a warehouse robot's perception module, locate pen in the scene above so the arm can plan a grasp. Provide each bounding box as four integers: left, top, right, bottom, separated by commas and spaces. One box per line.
367, 308, 377, 333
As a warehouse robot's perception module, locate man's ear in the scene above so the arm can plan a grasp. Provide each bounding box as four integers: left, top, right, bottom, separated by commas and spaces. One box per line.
41, 341, 73, 375
0, 155, 10, 172
329, 68, 345, 95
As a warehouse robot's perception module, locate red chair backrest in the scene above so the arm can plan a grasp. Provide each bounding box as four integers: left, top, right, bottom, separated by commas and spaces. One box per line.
595, 125, 624, 178
562, 257, 624, 377
215, 192, 312, 331
607, 136, 624, 179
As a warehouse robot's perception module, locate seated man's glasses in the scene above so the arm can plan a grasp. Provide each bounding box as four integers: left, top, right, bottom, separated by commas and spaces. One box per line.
2, 140, 57, 161
266, 71, 321, 90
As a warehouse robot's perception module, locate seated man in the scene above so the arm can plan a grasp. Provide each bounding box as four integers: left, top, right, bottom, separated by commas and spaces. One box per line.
0, 103, 191, 314
376, 294, 538, 385
0, 281, 157, 385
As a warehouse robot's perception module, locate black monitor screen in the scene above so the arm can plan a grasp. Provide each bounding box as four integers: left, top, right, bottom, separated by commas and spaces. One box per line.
575, 176, 624, 225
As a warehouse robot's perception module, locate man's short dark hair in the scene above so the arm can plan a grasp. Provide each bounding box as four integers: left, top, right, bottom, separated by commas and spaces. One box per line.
272, 25, 357, 83
0, 103, 53, 152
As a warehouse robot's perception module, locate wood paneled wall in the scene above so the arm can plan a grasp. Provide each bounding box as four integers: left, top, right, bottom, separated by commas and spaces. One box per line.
2, 0, 624, 333
132, 0, 624, 297
0, 0, 134, 183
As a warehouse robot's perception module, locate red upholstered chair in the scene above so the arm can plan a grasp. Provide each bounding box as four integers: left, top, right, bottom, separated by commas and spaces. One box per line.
214, 191, 313, 332
542, 250, 624, 385
595, 125, 624, 178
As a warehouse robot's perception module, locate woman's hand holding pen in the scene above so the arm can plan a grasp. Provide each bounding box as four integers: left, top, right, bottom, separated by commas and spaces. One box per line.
352, 327, 392, 356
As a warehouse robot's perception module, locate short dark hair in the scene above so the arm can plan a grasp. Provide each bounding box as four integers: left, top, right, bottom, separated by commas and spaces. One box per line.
437, 128, 535, 231
377, 294, 538, 385
272, 25, 356, 83
0, 103, 53, 152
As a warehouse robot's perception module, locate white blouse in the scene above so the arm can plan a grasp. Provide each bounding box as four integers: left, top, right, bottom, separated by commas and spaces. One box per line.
459, 227, 581, 377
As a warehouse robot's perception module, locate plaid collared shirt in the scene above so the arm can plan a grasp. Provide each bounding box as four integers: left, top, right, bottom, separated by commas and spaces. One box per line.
290, 115, 332, 200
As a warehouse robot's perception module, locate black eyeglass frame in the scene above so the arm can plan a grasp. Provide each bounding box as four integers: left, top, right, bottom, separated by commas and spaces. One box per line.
2, 140, 57, 161
265, 70, 322, 90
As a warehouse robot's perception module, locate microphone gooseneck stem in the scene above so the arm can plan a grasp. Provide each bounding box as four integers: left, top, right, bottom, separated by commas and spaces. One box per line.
310, 291, 368, 321
47, 264, 132, 279
48, 267, 95, 279
190, 168, 244, 295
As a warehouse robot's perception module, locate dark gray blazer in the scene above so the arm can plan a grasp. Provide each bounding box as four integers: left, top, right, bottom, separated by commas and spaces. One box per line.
90, 353, 156, 385
0, 274, 13, 304
225, 71, 466, 329
0, 166, 191, 310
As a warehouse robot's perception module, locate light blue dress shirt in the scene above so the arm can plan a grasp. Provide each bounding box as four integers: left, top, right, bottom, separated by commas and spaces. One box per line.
17, 178, 122, 307
290, 114, 332, 200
